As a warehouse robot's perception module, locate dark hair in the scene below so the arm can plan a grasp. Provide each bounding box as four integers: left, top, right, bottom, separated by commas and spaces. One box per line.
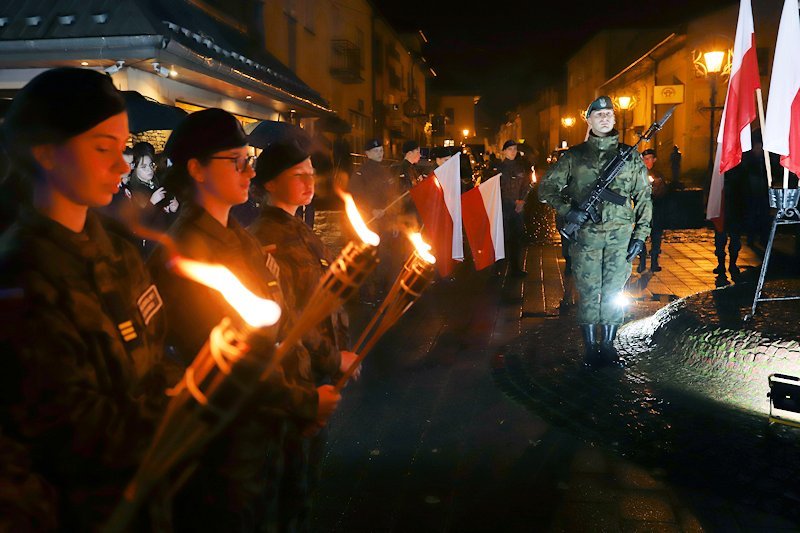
131, 141, 155, 160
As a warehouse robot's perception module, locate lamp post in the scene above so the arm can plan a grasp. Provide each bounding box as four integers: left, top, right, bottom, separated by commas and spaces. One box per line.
701, 50, 726, 175
617, 96, 633, 144
560, 116, 575, 147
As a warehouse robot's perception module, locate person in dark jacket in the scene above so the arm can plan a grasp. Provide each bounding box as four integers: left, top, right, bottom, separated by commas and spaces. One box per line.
392, 139, 423, 227
491, 139, 531, 277
0, 67, 171, 531
148, 108, 340, 531
638, 149, 668, 272
349, 139, 402, 303
249, 139, 360, 531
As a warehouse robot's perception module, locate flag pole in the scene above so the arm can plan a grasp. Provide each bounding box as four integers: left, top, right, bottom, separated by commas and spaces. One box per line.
755, 88, 773, 187
365, 190, 411, 225
784, 167, 789, 189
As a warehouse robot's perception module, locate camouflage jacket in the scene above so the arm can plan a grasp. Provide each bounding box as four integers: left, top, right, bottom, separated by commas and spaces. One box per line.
147, 203, 318, 421
0, 209, 169, 530
537, 132, 652, 242
248, 206, 350, 384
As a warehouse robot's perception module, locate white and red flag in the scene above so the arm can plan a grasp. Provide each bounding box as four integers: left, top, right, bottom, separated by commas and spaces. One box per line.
461, 173, 505, 271
717, 0, 761, 174
763, 0, 800, 176
409, 154, 463, 276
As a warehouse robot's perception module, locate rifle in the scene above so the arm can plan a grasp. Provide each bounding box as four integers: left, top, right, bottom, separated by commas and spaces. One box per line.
559, 105, 676, 243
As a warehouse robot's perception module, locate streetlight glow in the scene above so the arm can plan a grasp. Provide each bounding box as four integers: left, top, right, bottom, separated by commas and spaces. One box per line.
703, 51, 725, 74
561, 116, 576, 128
618, 96, 633, 110
462, 129, 470, 138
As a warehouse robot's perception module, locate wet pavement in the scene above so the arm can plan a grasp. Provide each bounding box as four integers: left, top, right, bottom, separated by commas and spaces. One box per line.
310, 211, 800, 532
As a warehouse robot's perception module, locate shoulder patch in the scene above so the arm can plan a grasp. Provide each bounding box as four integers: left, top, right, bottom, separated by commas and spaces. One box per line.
137, 284, 163, 326
264, 253, 281, 280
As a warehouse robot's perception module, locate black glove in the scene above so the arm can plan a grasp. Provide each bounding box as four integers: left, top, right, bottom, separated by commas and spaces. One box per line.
564, 208, 589, 226
626, 239, 645, 262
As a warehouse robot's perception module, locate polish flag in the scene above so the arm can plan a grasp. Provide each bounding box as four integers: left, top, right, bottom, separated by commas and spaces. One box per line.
409, 154, 463, 276
462, 173, 505, 271
763, 0, 800, 176
717, 0, 761, 174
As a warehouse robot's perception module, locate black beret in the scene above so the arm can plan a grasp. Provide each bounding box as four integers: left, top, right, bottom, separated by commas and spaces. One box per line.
502, 139, 517, 150
431, 146, 451, 159
364, 138, 382, 151
402, 140, 420, 154
641, 149, 656, 157
2, 67, 126, 149
586, 96, 614, 116
164, 108, 247, 165
254, 138, 310, 186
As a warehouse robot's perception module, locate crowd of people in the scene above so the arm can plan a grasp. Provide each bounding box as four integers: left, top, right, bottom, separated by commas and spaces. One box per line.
0, 65, 533, 532
0, 67, 364, 532
2, 65, 780, 530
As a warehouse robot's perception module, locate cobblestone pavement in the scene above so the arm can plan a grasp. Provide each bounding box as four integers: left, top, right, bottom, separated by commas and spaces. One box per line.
310, 211, 800, 532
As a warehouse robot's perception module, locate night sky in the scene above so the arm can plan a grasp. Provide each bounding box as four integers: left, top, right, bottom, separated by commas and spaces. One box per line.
373, 0, 739, 132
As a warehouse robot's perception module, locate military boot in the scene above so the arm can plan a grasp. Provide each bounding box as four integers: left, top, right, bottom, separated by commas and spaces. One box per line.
637, 252, 646, 273
580, 324, 601, 368
729, 250, 740, 279
599, 324, 622, 367
650, 254, 662, 272
712, 256, 726, 275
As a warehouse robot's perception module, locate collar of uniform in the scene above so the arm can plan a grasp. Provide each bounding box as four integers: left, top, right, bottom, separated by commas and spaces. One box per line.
259, 204, 298, 224
19, 207, 115, 262
587, 130, 620, 152
177, 202, 245, 246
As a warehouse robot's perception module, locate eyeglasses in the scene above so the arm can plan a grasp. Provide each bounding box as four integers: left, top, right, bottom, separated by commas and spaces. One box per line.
136, 161, 157, 170
209, 155, 256, 173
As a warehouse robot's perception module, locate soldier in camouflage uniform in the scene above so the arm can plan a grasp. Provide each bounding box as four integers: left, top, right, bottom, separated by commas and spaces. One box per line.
537, 96, 652, 366
0, 68, 171, 530
147, 109, 340, 531
249, 139, 359, 532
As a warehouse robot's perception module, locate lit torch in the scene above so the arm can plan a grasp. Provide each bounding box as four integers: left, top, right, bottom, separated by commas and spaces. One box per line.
105, 258, 281, 533
335, 232, 436, 391
261, 192, 380, 381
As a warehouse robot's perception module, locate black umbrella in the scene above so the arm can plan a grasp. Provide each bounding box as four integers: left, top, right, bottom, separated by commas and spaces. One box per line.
122, 91, 188, 133
246, 120, 309, 149
315, 114, 351, 134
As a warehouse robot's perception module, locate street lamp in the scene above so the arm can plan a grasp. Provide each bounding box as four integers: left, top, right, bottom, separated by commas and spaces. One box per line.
696, 49, 727, 175
617, 95, 633, 143
561, 116, 576, 146
462, 128, 470, 139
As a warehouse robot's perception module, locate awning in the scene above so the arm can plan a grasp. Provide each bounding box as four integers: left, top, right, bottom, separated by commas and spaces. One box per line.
0, 0, 332, 115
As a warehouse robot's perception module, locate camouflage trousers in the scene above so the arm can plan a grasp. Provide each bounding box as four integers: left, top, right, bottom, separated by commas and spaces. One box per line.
569, 224, 633, 325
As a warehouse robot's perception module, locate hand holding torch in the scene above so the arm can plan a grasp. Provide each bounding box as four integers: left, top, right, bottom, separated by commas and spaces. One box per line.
335, 233, 436, 391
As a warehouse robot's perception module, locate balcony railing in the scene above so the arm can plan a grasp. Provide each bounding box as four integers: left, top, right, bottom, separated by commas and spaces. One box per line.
330, 39, 363, 83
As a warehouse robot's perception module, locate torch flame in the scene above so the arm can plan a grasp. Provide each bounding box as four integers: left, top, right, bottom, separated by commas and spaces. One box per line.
170, 257, 281, 329
409, 232, 436, 264
341, 192, 380, 246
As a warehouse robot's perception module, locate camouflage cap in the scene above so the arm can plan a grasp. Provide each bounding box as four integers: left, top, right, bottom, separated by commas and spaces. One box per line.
585, 96, 614, 117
